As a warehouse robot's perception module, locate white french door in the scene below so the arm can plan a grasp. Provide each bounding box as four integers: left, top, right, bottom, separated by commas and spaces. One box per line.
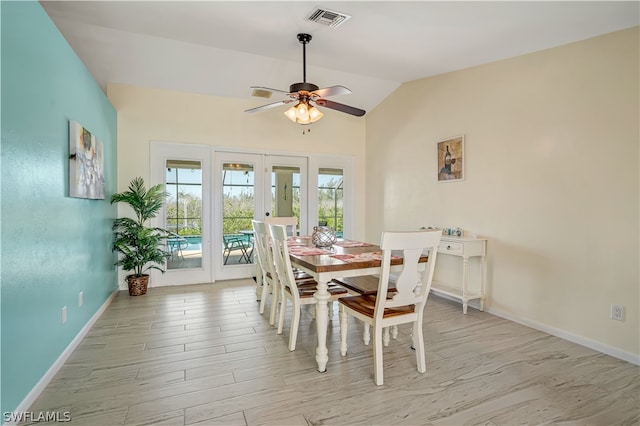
150, 143, 212, 287
150, 143, 354, 285
213, 152, 264, 280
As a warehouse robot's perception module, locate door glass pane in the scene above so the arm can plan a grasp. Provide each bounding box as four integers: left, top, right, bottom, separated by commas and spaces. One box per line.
271, 166, 300, 234
318, 168, 343, 238
222, 163, 255, 265
165, 160, 202, 269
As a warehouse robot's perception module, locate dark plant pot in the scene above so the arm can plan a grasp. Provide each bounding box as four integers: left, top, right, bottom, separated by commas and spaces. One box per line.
126, 274, 149, 296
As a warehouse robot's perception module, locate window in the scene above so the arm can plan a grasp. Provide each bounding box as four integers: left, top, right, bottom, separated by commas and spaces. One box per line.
271, 165, 301, 227
165, 160, 202, 269
318, 168, 343, 237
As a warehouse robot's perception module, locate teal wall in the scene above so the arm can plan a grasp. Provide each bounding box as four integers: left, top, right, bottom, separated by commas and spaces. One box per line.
1, 1, 118, 415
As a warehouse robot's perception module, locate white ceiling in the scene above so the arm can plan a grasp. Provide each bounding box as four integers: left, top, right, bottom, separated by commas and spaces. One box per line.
41, 1, 639, 114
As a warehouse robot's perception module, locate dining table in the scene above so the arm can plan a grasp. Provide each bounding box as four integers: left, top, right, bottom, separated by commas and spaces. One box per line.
286, 236, 428, 373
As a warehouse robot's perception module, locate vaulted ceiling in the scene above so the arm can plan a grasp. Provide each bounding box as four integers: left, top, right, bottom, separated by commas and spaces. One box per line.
41, 1, 639, 114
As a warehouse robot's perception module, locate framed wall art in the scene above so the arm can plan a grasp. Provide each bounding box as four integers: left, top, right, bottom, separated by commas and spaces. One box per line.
69, 120, 105, 199
437, 135, 464, 182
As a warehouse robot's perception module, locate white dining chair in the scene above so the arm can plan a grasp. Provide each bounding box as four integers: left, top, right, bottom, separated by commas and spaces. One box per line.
252, 220, 279, 324
337, 229, 441, 385
269, 223, 349, 351
253, 220, 316, 326
264, 216, 298, 238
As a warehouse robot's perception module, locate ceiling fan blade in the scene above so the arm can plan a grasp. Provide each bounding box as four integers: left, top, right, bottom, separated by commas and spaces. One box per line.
311, 85, 352, 98
245, 99, 294, 114
314, 99, 366, 117
250, 86, 291, 96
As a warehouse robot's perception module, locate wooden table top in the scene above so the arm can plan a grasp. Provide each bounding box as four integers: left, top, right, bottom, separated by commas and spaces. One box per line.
287, 237, 427, 274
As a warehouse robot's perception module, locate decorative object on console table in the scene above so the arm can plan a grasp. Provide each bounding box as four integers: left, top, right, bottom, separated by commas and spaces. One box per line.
437, 135, 464, 182
443, 227, 463, 237
311, 226, 337, 248
431, 233, 487, 314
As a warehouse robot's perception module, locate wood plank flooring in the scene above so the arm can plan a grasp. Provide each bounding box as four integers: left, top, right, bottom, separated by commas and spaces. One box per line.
23, 280, 639, 425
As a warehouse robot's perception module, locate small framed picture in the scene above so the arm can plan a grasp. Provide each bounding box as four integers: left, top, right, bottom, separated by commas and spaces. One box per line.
437, 135, 464, 182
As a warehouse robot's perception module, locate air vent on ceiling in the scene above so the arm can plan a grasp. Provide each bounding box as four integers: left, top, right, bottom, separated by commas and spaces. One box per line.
305, 7, 351, 28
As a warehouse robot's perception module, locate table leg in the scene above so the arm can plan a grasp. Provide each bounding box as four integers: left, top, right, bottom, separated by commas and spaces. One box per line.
314, 280, 330, 372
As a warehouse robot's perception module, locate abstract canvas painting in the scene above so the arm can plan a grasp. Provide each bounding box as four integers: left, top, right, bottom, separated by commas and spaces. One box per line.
437, 135, 464, 182
69, 120, 104, 199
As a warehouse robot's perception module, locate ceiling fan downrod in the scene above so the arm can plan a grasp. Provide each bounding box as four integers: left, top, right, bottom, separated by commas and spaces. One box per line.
289, 33, 318, 94
298, 33, 311, 83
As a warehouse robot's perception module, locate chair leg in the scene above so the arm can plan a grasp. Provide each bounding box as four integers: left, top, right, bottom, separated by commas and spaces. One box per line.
269, 280, 279, 326
339, 305, 348, 356
363, 323, 371, 345
414, 320, 426, 374
383, 327, 391, 347
373, 325, 384, 386
277, 296, 286, 335
289, 305, 301, 351
391, 325, 399, 339
258, 276, 268, 315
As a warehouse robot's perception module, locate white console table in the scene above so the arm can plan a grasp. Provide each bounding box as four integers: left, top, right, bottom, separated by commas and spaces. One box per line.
431, 235, 487, 314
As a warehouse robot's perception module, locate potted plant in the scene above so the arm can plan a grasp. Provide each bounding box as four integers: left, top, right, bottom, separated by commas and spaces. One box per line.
111, 177, 170, 296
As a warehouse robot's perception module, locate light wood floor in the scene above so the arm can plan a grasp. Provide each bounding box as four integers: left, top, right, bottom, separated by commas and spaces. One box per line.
24, 280, 639, 425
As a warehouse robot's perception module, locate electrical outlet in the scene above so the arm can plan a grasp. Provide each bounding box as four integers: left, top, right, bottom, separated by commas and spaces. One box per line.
79, 291, 84, 307
611, 304, 624, 321
61, 306, 67, 325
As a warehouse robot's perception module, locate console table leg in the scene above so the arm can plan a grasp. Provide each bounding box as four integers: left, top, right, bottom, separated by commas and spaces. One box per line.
480, 255, 486, 311
462, 257, 469, 315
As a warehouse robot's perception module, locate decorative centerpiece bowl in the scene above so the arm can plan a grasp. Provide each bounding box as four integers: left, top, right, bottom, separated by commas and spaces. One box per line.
311, 226, 337, 248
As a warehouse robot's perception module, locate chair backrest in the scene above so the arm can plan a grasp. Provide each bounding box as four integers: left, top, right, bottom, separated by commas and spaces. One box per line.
168, 232, 189, 249
223, 234, 243, 247
268, 223, 300, 299
253, 220, 278, 281
252, 220, 271, 279
265, 216, 298, 238
375, 230, 442, 318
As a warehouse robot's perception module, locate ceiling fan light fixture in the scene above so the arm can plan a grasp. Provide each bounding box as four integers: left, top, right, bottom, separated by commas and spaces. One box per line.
295, 102, 309, 120
284, 106, 297, 122
308, 105, 323, 122
285, 101, 323, 125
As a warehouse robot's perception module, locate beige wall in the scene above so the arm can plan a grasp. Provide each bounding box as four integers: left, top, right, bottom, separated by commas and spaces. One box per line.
366, 28, 639, 359
107, 83, 367, 239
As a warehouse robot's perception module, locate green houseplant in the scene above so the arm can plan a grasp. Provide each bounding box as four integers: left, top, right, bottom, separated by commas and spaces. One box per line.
111, 177, 170, 296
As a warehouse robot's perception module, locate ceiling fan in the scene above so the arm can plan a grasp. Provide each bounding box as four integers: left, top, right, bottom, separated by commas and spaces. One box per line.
244, 33, 366, 125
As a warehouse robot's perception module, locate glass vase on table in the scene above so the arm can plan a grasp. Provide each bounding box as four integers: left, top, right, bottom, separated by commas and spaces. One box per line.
311, 226, 337, 248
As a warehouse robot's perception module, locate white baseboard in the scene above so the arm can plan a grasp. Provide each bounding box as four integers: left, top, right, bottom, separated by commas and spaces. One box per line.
4, 290, 118, 426
430, 292, 639, 366
486, 305, 640, 366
